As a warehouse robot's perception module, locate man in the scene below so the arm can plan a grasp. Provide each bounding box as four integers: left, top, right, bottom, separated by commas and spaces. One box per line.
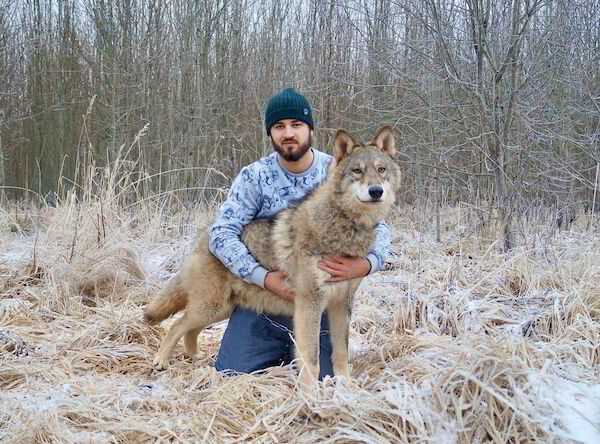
208, 88, 391, 379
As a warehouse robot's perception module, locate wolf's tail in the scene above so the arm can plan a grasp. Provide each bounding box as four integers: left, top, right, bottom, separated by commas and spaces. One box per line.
143, 276, 188, 325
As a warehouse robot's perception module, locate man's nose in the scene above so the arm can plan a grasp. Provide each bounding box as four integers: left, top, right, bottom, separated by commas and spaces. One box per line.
282, 125, 294, 138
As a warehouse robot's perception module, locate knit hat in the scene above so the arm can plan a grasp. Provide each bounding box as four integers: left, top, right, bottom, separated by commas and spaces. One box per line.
264, 88, 314, 135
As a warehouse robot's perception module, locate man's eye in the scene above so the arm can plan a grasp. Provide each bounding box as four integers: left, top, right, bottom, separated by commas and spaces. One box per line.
377, 167, 386, 174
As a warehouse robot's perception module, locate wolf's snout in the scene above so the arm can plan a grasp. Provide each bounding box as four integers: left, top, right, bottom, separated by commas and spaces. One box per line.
368, 185, 384, 200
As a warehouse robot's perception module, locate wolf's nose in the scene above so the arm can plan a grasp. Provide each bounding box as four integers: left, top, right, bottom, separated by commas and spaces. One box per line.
369, 185, 384, 200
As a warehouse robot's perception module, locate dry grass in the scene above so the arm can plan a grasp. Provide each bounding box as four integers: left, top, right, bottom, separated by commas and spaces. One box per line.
1, 193, 600, 443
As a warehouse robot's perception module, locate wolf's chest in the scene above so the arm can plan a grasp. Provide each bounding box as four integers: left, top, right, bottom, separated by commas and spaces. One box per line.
305, 219, 374, 258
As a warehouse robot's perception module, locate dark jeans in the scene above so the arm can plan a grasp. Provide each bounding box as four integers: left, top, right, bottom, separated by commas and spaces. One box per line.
215, 307, 334, 380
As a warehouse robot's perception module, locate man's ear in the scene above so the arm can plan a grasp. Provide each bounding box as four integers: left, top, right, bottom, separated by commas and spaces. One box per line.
334, 129, 360, 164
370, 126, 397, 157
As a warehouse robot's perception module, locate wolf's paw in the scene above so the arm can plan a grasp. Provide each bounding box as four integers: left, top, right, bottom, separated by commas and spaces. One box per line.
152, 355, 170, 370
334, 374, 357, 390
333, 366, 351, 380
298, 367, 319, 390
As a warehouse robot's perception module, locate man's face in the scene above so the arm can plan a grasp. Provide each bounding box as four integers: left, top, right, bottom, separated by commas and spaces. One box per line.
270, 119, 312, 162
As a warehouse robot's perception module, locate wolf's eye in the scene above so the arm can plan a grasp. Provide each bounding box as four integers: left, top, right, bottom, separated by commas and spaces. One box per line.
352, 168, 362, 175
377, 167, 386, 174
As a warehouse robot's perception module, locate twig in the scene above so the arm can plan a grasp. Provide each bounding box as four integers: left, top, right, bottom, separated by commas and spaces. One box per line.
591, 162, 599, 230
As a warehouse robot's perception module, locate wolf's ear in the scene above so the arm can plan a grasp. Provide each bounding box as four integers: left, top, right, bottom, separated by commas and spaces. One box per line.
370, 126, 396, 157
334, 129, 359, 163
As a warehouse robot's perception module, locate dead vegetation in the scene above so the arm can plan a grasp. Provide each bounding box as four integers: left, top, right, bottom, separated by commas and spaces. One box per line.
1, 198, 599, 443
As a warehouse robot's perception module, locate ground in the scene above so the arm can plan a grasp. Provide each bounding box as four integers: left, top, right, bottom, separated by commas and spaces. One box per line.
1, 201, 599, 443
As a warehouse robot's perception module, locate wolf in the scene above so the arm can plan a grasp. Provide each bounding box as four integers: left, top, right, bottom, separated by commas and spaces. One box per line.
144, 126, 400, 386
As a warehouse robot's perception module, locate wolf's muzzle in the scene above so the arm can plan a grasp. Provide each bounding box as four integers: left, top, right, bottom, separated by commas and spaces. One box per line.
368, 185, 384, 200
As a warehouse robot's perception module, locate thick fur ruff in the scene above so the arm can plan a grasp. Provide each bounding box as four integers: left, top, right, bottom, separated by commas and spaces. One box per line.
144, 126, 401, 385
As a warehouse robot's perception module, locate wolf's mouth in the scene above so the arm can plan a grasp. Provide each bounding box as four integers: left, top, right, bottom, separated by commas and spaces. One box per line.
357, 197, 383, 204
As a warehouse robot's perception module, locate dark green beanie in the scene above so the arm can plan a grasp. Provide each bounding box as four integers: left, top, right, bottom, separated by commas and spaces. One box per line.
264, 88, 314, 135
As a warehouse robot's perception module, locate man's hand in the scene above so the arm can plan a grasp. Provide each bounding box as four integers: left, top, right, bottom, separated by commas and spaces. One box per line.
264, 270, 296, 301
318, 256, 371, 282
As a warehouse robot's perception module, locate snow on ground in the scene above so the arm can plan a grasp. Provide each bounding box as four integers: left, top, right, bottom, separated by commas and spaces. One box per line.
1, 203, 599, 442
528, 372, 600, 444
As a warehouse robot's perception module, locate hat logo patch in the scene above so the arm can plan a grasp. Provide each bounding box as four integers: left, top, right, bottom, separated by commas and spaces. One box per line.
303, 108, 309, 115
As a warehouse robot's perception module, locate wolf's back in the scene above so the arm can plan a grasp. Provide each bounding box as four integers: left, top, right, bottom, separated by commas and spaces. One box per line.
241, 219, 280, 270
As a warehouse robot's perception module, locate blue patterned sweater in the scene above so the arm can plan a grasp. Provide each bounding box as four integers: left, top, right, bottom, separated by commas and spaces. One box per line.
208, 148, 391, 288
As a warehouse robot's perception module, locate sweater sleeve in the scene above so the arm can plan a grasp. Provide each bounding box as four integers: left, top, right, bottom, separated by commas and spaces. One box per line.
208, 166, 270, 287
365, 220, 391, 274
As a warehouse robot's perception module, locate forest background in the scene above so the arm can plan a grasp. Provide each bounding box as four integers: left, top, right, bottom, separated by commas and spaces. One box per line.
1, 0, 598, 247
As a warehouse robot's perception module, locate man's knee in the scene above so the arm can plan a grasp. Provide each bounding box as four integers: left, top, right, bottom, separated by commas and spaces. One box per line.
216, 308, 336, 379
215, 308, 290, 374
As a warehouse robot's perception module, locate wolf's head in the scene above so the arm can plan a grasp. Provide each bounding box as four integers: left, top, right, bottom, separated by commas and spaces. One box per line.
330, 126, 401, 221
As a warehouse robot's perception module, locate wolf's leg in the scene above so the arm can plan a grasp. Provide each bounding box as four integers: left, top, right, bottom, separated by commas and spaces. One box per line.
294, 296, 322, 387
183, 301, 233, 358
183, 328, 201, 358
153, 306, 230, 370
153, 314, 200, 369
327, 300, 351, 378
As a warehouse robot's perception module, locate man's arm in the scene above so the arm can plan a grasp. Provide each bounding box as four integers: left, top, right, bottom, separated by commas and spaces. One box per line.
365, 220, 392, 273
318, 221, 391, 281
208, 166, 270, 288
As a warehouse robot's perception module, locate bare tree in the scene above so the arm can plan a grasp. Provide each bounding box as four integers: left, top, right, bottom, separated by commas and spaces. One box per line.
0, 0, 597, 230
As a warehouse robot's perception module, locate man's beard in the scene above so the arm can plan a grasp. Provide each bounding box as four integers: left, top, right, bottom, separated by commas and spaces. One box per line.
272, 134, 312, 162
